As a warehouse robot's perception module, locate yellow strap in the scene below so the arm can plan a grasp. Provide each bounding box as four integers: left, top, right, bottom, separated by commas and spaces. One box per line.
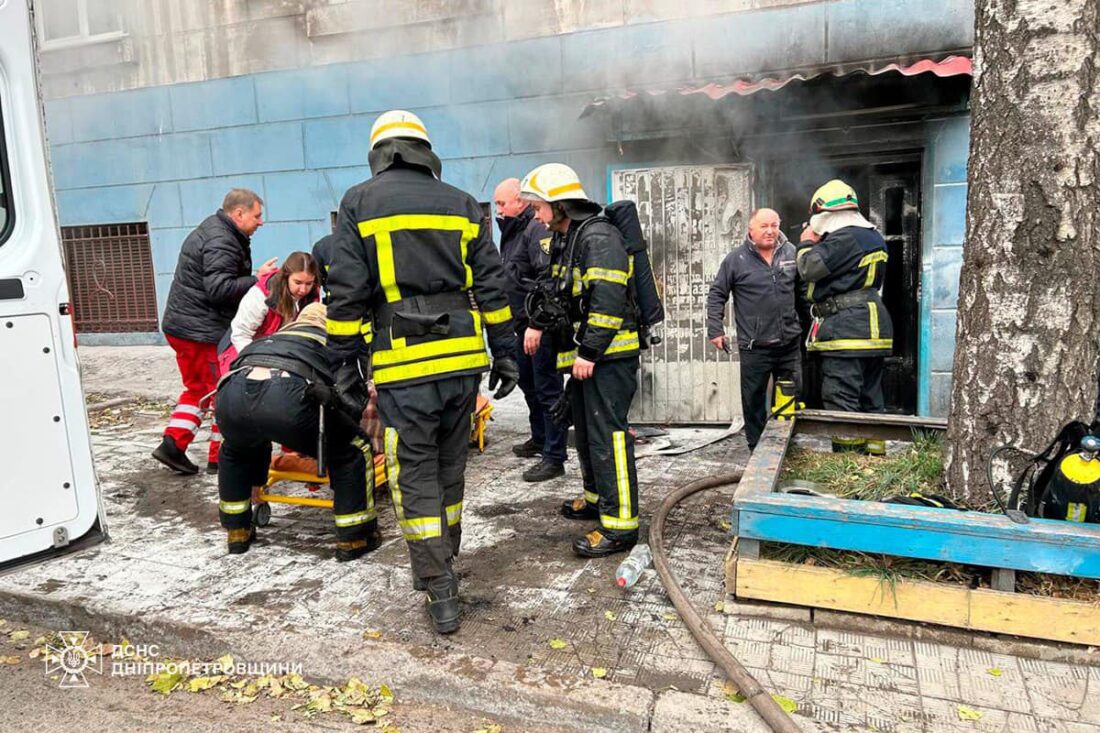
399, 516, 442, 540
481, 305, 512, 325
372, 333, 486, 367
613, 430, 633, 522
446, 501, 463, 527
373, 352, 489, 385
334, 511, 373, 527
600, 514, 640, 531
326, 318, 362, 336
357, 214, 481, 302
587, 312, 624, 330
604, 330, 640, 355
808, 338, 892, 352
219, 500, 250, 515
584, 267, 629, 286
868, 302, 880, 340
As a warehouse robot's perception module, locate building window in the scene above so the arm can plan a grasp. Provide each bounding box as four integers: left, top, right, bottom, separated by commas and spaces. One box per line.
37, 0, 124, 48
62, 223, 159, 333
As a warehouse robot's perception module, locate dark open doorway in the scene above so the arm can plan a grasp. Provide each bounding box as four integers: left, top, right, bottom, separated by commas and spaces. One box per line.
768, 155, 922, 415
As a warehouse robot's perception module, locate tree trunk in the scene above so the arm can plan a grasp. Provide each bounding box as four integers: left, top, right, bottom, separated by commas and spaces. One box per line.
945, 0, 1100, 498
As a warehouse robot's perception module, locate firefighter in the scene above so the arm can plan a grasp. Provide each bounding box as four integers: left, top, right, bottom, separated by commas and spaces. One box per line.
325, 110, 519, 635
797, 179, 893, 455
520, 163, 641, 558
215, 303, 378, 559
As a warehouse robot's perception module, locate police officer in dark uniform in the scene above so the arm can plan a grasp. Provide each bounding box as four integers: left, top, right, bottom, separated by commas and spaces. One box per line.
797, 179, 894, 454
325, 110, 518, 634
520, 163, 640, 558
215, 303, 378, 558
494, 177, 567, 481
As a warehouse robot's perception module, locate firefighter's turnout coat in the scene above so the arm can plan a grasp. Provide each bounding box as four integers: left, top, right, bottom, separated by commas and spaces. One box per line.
796, 225, 893, 357
325, 149, 515, 388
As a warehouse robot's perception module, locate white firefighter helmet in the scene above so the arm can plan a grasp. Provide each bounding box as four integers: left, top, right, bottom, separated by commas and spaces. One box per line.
520, 163, 588, 203
369, 110, 431, 150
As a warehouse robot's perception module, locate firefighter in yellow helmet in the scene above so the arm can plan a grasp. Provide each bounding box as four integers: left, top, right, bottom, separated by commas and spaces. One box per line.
520, 163, 641, 558
325, 110, 519, 634
797, 179, 893, 454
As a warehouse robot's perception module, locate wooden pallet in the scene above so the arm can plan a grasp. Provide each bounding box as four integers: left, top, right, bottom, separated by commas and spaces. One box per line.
727, 411, 1100, 645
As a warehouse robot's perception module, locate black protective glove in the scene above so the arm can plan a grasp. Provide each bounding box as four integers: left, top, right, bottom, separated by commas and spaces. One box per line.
488, 357, 520, 400
549, 379, 574, 428
334, 360, 369, 421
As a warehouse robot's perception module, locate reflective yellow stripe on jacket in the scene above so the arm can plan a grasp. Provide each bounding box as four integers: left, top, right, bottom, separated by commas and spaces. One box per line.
371, 310, 490, 386
358, 214, 482, 302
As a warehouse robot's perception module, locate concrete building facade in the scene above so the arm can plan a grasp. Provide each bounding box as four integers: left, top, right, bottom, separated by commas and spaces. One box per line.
35, 0, 974, 418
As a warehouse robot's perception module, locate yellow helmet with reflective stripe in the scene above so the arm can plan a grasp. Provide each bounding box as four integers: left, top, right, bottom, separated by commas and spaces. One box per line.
809, 179, 859, 214
520, 163, 589, 203
370, 110, 431, 150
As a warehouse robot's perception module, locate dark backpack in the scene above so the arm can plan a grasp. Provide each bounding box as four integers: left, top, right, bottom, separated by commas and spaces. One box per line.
603, 201, 665, 337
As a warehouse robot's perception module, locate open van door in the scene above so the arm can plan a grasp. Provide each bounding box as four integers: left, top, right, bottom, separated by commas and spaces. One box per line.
0, 0, 107, 569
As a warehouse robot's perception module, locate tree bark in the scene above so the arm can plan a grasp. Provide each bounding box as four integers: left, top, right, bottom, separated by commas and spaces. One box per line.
945, 0, 1100, 498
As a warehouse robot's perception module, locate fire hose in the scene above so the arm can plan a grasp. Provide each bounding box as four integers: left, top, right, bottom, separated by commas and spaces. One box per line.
649, 471, 802, 733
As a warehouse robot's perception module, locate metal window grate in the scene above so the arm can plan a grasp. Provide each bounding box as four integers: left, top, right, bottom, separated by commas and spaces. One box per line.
62, 222, 158, 333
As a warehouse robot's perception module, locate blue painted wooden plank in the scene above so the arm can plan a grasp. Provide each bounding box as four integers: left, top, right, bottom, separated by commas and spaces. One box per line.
736, 493, 1100, 579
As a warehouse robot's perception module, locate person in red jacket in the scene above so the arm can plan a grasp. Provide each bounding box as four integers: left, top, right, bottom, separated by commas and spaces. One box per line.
153, 189, 277, 476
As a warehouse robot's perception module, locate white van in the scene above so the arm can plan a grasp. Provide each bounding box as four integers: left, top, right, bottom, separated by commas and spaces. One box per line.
0, 0, 107, 569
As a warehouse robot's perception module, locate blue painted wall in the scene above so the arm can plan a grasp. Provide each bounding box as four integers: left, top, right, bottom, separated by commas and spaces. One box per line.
42, 0, 973, 416
919, 116, 970, 416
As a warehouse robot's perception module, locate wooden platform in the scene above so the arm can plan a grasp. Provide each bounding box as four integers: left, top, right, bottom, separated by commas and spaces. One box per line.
728, 411, 1100, 645
735, 558, 1100, 647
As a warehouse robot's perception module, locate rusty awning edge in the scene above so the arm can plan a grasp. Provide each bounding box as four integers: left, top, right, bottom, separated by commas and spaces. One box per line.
581, 53, 973, 117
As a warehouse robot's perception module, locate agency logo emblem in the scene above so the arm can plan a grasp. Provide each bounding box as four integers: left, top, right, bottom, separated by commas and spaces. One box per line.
45, 631, 103, 688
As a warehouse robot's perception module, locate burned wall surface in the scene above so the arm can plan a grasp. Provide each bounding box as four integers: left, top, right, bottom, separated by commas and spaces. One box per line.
42, 0, 974, 418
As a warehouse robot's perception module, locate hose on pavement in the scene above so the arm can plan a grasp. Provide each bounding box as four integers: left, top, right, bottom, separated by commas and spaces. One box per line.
649, 471, 802, 733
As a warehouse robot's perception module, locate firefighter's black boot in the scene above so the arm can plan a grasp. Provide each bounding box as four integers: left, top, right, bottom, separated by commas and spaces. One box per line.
512, 438, 543, 458
335, 523, 381, 562
560, 497, 599, 520
573, 529, 636, 558
226, 528, 255, 555
152, 436, 199, 475
425, 573, 460, 634
524, 460, 565, 482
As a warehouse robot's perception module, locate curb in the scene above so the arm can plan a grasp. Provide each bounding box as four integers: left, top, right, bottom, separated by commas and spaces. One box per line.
0, 585, 654, 732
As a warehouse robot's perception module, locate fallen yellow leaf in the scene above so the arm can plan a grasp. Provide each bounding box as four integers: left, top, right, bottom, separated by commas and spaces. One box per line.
0, 656, 20, 665
868, 656, 885, 664
9, 630, 30, 642
548, 639, 568, 650
714, 601, 725, 612
349, 709, 375, 725
987, 667, 1003, 677
188, 676, 219, 693
772, 695, 797, 714
591, 667, 607, 679
148, 671, 184, 695
379, 683, 394, 701
957, 705, 983, 721
216, 654, 234, 672
604, 611, 617, 621
362, 630, 383, 640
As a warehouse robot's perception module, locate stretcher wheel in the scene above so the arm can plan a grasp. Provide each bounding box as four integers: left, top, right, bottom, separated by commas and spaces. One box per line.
253, 502, 271, 527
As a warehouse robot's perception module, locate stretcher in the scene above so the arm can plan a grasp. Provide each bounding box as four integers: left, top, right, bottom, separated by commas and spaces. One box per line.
252, 451, 386, 527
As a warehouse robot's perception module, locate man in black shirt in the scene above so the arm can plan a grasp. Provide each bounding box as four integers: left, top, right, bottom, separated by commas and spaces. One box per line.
706, 208, 801, 451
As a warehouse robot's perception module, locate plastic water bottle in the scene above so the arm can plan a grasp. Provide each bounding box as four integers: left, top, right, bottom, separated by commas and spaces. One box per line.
615, 544, 653, 588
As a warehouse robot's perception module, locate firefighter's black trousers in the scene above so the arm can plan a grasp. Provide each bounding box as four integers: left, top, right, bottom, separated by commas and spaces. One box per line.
571, 355, 640, 541
739, 340, 802, 451
821, 355, 885, 452
215, 370, 374, 540
377, 374, 479, 581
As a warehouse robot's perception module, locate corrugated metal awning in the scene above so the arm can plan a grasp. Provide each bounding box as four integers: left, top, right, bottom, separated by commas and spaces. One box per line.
581, 54, 972, 116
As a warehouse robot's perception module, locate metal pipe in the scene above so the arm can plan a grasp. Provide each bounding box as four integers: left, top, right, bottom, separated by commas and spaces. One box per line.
649, 471, 802, 733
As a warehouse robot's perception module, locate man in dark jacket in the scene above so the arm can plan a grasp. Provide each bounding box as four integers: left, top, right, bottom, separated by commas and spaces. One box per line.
215, 303, 378, 559
520, 163, 641, 559
797, 180, 893, 454
325, 110, 518, 634
494, 177, 566, 481
153, 188, 277, 475
706, 208, 801, 451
